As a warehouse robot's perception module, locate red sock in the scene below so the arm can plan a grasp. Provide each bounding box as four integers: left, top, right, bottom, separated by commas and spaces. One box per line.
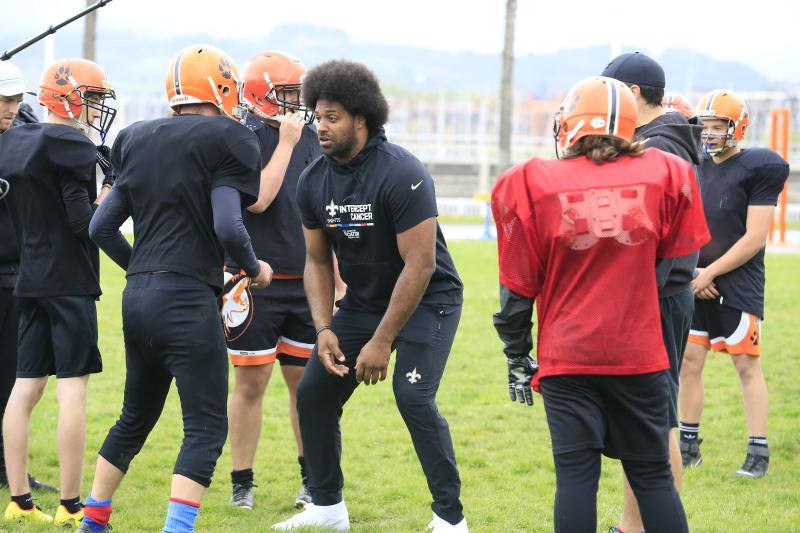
84, 502, 112, 525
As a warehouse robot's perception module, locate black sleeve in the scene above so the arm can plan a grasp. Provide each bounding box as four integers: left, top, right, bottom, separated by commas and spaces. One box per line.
655, 258, 676, 289
384, 155, 438, 233
213, 125, 262, 207
89, 187, 133, 270
46, 128, 96, 183
295, 166, 321, 229
253, 121, 279, 170
748, 162, 789, 206
492, 284, 535, 358
60, 177, 95, 240
211, 186, 260, 277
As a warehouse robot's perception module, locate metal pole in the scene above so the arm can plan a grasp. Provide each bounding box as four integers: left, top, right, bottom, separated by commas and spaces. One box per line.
1, 0, 114, 61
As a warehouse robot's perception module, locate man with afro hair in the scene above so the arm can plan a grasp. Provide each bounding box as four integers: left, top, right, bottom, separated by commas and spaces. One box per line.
272, 60, 468, 532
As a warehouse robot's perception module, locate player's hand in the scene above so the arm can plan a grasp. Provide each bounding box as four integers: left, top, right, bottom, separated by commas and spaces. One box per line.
277, 112, 304, 147
249, 260, 273, 289
96, 145, 116, 186
692, 268, 719, 300
507, 355, 537, 406
355, 338, 391, 385
318, 329, 348, 377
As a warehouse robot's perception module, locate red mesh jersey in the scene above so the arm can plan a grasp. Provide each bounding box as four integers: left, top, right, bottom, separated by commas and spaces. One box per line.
492, 149, 709, 389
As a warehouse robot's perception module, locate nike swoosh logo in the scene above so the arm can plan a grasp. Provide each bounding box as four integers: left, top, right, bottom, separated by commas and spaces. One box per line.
411, 180, 424, 190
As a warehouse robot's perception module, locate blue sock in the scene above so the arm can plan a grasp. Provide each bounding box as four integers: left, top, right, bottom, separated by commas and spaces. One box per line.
162, 499, 200, 533
82, 494, 112, 532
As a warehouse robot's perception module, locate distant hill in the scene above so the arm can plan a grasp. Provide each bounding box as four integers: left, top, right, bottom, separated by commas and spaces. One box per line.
3, 23, 777, 99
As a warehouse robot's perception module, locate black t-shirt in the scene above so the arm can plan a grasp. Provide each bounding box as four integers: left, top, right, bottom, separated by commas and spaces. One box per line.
697, 147, 789, 317
296, 129, 463, 313
233, 118, 321, 274
112, 115, 261, 290
0, 123, 100, 297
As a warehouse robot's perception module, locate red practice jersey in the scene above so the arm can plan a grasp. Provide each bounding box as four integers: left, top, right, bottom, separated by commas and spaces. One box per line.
492, 148, 709, 389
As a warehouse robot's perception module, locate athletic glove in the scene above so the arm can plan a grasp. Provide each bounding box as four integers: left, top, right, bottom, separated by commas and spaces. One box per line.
96, 145, 116, 186
507, 355, 538, 406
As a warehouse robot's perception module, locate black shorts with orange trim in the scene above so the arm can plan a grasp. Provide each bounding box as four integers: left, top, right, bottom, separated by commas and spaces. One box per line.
688, 299, 762, 356
220, 269, 314, 366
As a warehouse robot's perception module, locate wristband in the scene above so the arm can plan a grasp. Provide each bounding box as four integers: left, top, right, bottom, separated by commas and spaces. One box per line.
316, 325, 334, 337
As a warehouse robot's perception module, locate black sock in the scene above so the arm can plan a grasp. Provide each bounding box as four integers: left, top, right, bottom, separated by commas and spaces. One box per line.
679, 421, 700, 442
749, 436, 768, 448
231, 468, 254, 485
298, 456, 308, 484
60, 496, 83, 514
11, 493, 33, 511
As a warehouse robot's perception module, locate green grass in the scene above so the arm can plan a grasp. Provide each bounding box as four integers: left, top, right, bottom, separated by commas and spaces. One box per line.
4, 242, 800, 532
438, 214, 488, 225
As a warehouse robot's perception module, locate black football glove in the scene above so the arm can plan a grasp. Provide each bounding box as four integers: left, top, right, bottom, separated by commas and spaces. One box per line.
507, 355, 538, 406
96, 145, 116, 186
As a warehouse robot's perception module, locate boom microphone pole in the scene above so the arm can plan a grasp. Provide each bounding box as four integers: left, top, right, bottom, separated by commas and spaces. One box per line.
1, 0, 115, 61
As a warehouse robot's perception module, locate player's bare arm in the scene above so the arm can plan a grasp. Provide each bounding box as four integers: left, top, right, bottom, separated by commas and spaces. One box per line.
355, 217, 437, 385
303, 225, 347, 376
693, 205, 774, 298
247, 113, 305, 213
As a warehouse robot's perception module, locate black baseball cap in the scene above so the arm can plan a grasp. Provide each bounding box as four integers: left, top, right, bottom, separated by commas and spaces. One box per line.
601, 52, 665, 89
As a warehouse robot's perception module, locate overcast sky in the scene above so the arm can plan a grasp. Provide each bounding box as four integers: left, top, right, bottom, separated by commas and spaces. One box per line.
5, 0, 799, 81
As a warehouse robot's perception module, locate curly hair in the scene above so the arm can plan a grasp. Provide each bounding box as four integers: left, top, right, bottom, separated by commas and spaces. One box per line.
302, 60, 389, 132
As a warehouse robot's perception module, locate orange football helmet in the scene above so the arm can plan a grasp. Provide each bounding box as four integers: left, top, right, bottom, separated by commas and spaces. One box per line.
662, 92, 694, 119
696, 89, 749, 154
165, 44, 240, 117
554, 76, 638, 152
239, 51, 312, 123
39, 58, 116, 142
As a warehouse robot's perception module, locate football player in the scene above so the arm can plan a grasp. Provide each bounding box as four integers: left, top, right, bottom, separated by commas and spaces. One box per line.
77, 45, 271, 533
0, 58, 116, 526
601, 52, 703, 533
678, 90, 789, 478
223, 51, 321, 511
492, 76, 709, 533
272, 60, 467, 532
0, 59, 58, 500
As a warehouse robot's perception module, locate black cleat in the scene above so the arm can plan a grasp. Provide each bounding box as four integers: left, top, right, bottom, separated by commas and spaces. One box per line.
680, 438, 702, 468
0, 471, 58, 492
28, 473, 58, 492
736, 444, 769, 478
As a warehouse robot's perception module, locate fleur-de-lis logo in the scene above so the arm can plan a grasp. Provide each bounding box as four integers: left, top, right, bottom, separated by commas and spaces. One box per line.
54, 65, 72, 86
218, 57, 232, 80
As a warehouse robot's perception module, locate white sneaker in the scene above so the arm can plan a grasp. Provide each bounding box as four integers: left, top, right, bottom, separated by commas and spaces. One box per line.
272, 501, 350, 531
427, 512, 469, 532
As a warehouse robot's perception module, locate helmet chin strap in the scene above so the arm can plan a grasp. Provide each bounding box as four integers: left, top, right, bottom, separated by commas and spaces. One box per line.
207, 76, 225, 115
64, 75, 91, 136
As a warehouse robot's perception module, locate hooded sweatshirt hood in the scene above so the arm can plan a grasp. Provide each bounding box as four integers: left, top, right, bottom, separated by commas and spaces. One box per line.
636, 111, 703, 164
636, 112, 704, 298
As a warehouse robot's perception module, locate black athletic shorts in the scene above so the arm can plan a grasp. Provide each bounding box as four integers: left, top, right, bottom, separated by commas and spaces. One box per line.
16, 295, 102, 378
659, 290, 694, 428
540, 371, 670, 462
220, 268, 314, 367
689, 298, 762, 356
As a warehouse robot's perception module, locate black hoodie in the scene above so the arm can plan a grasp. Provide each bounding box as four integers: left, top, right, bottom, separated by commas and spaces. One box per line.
635, 112, 704, 298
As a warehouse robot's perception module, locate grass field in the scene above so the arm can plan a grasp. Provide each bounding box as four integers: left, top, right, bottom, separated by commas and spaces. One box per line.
4, 241, 800, 532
